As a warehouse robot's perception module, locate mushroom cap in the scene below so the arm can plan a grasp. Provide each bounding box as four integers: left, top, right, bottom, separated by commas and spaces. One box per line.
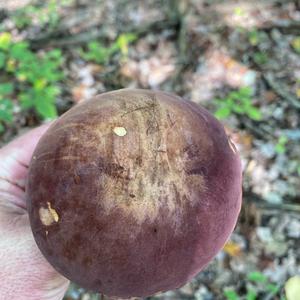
27, 89, 242, 298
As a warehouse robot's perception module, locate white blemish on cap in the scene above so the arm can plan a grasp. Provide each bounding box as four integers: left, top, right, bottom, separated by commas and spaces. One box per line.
228, 136, 237, 154
113, 126, 127, 137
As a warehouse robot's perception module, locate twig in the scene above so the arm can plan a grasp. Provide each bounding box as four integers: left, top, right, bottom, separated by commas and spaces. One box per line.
30, 17, 179, 49
260, 20, 300, 34
239, 116, 274, 140
243, 190, 300, 214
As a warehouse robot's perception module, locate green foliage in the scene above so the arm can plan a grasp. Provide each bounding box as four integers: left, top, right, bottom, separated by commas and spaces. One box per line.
253, 52, 268, 65
275, 135, 288, 154
248, 30, 260, 46
223, 271, 280, 300
247, 271, 267, 282
246, 289, 257, 300
247, 29, 267, 47
291, 37, 300, 54
247, 29, 269, 65
12, 0, 73, 29
234, 7, 245, 17
79, 33, 137, 64
214, 87, 262, 121
0, 32, 64, 131
266, 284, 280, 294
224, 289, 239, 300
0, 84, 14, 132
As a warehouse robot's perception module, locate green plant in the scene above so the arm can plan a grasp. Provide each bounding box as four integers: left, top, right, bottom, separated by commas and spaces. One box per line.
0, 83, 14, 132
253, 51, 268, 65
224, 271, 280, 300
224, 289, 239, 300
248, 30, 260, 46
291, 37, 300, 54
247, 29, 267, 47
12, 0, 73, 29
234, 7, 245, 17
79, 33, 137, 64
247, 271, 267, 282
247, 271, 280, 296
214, 87, 262, 121
0, 32, 64, 131
275, 135, 288, 154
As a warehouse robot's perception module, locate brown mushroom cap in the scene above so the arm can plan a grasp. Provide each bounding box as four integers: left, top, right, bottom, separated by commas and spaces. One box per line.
26, 89, 242, 298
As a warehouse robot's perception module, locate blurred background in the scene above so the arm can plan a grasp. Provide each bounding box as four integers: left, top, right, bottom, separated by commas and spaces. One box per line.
0, 0, 299, 299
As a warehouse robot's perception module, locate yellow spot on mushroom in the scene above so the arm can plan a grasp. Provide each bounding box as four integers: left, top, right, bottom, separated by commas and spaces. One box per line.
46, 230, 49, 236
47, 202, 59, 222
113, 126, 127, 137
39, 202, 59, 226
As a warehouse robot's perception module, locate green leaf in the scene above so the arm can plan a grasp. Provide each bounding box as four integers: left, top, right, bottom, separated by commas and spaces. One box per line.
0, 99, 13, 122
275, 135, 288, 154
253, 52, 268, 64
45, 85, 61, 97
234, 7, 245, 16
0, 52, 6, 68
0, 122, 4, 133
291, 37, 300, 54
278, 135, 288, 145
275, 144, 285, 154
0, 83, 14, 96
114, 33, 137, 55
266, 284, 279, 294
19, 93, 34, 108
247, 271, 267, 283
215, 106, 231, 119
0, 32, 12, 50
10, 42, 30, 60
246, 289, 257, 300
232, 103, 245, 114
230, 91, 240, 100
46, 49, 62, 59
247, 107, 262, 120
248, 30, 259, 46
239, 86, 253, 97
224, 289, 239, 300
35, 99, 57, 119
34, 78, 48, 91
80, 41, 111, 64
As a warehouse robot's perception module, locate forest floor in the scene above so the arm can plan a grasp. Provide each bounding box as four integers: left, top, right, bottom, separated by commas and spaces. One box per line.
1, 0, 299, 299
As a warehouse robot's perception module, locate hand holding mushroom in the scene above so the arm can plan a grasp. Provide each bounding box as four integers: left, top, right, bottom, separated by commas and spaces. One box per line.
0, 124, 69, 300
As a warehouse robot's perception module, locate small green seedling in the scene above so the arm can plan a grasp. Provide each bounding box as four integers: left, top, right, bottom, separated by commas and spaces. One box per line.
214, 87, 262, 121
275, 135, 288, 154
224, 271, 280, 300
79, 33, 137, 64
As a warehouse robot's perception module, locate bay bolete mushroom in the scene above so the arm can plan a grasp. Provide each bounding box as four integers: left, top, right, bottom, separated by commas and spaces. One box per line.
26, 89, 242, 298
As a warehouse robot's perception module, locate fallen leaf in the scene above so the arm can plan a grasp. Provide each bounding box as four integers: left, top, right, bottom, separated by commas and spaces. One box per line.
285, 276, 300, 300
223, 241, 242, 257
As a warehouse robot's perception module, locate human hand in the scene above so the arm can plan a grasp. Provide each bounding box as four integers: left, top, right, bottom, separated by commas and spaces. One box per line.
0, 124, 69, 300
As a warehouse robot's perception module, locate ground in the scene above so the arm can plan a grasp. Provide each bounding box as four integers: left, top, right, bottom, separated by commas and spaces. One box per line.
0, 0, 299, 299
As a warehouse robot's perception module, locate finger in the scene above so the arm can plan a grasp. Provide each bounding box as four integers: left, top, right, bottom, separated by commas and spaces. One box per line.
0, 212, 70, 300
0, 123, 54, 210
0, 123, 54, 189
